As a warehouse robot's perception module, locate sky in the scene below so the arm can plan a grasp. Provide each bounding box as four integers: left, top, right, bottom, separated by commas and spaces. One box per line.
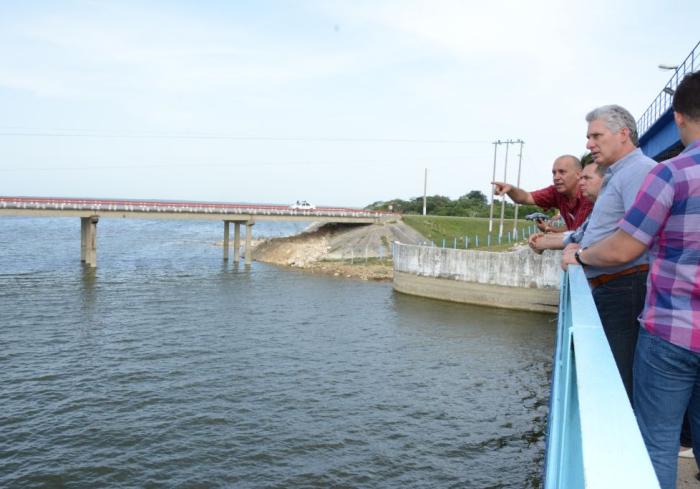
1, 1, 698, 208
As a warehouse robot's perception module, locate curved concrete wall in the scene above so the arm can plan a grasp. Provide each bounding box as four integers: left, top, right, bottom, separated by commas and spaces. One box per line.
392, 243, 561, 312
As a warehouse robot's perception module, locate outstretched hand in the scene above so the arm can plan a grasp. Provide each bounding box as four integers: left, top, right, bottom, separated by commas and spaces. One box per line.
492, 181, 512, 196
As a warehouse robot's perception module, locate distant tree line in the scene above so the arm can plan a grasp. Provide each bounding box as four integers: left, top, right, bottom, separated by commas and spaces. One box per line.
365, 190, 543, 218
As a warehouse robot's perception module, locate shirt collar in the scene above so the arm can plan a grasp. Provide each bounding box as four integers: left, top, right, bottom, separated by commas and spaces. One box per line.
681, 139, 700, 154
607, 147, 643, 176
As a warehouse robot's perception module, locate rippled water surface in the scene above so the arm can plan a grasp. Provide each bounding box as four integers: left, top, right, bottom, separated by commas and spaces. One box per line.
1, 218, 555, 488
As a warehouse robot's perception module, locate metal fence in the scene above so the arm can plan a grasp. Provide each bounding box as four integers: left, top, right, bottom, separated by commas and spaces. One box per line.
420, 224, 540, 250
637, 41, 700, 137
544, 266, 659, 488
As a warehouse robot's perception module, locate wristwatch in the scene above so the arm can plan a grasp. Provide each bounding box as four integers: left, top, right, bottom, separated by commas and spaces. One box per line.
574, 248, 588, 267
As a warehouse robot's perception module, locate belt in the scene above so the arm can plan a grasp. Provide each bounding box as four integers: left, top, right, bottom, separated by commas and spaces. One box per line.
588, 264, 649, 288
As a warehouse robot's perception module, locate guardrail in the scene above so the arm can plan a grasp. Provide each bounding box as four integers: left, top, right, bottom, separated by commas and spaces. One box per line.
544, 266, 659, 488
637, 41, 700, 137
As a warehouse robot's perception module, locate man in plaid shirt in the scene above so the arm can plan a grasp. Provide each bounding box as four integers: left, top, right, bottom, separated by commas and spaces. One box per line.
562, 71, 700, 489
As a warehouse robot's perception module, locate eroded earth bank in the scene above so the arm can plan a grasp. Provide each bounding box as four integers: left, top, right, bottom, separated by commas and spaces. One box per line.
250, 220, 425, 281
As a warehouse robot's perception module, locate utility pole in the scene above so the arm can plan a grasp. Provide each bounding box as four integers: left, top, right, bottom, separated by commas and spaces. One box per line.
488, 141, 501, 234
513, 140, 524, 234
423, 168, 427, 216
498, 141, 510, 240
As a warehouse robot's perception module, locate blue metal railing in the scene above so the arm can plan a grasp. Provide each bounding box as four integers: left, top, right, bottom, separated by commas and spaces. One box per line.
637, 41, 700, 137
544, 266, 659, 488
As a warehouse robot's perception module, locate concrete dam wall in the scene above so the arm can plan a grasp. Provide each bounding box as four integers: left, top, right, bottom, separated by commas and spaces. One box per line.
392, 242, 561, 313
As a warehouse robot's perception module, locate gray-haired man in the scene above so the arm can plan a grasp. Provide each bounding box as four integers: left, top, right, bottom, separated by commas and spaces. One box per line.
562, 105, 656, 403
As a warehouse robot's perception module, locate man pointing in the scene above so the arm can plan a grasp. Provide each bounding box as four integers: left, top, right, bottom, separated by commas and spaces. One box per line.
492, 154, 593, 232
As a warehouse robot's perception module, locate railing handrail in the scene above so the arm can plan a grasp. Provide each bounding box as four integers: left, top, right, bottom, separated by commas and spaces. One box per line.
544, 266, 659, 488
637, 41, 700, 138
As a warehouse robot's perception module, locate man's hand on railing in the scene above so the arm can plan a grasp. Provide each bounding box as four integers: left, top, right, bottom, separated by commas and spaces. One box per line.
561, 243, 581, 270
528, 233, 545, 255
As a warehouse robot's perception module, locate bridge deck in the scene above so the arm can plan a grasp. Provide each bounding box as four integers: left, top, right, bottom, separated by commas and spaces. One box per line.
0, 196, 391, 224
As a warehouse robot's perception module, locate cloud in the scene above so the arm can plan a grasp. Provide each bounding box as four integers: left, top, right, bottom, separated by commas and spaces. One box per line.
321, 0, 575, 62
0, 3, 368, 100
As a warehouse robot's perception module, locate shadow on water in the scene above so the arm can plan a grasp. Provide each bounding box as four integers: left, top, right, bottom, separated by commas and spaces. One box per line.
389, 290, 555, 489
390, 290, 556, 334
218, 259, 256, 276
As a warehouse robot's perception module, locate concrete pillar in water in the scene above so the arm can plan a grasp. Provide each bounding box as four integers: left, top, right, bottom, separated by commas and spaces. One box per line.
223, 221, 230, 261
80, 218, 88, 262
234, 222, 241, 262
80, 216, 98, 267
244, 221, 254, 265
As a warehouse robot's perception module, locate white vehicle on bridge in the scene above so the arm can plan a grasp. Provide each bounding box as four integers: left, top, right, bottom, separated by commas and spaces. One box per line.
290, 200, 316, 210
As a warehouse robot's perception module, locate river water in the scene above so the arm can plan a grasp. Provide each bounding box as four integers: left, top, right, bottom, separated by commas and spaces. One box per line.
1, 217, 555, 488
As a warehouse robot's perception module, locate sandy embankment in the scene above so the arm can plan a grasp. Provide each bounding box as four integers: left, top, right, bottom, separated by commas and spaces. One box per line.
250, 220, 425, 281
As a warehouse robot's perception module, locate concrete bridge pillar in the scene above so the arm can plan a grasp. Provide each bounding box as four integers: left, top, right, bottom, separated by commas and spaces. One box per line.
245, 221, 254, 265
223, 221, 230, 261
234, 222, 241, 262
80, 216, 98, 267
80, 218, 87, 262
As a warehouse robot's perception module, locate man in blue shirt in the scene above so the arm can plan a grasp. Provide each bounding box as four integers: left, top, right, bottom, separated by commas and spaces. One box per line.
564, 105, 656, 403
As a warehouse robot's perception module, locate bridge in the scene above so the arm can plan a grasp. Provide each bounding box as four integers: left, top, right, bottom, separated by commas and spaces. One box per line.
638, 40, 699, 160
0, 196, 392, 267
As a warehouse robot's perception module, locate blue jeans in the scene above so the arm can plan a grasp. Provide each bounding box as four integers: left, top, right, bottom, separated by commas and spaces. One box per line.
591, 270, 647, 403
634, 327, 700, 489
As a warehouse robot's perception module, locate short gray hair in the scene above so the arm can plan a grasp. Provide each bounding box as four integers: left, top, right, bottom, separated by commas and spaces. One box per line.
585, 105, 639, 146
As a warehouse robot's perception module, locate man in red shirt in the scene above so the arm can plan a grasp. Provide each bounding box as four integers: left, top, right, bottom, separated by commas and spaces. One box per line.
492, 154, 593, 231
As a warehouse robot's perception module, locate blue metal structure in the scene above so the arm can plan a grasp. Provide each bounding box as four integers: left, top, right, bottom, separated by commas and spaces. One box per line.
638, 41, 700, 160
544, 267, 659, 488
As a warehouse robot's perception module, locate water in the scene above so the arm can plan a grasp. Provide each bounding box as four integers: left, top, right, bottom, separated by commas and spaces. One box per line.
0, 217, 555, 488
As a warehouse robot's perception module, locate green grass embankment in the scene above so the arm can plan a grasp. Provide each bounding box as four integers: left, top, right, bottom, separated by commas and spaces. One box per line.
402, 215, 537, 251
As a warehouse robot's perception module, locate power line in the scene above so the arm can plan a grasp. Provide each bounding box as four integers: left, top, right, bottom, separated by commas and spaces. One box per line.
0, 156, 484, 172
0, 130, 490, 145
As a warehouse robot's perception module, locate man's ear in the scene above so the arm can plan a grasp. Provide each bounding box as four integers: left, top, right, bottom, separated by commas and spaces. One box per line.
619, 126, 631, 143
674, 111, 685, 129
